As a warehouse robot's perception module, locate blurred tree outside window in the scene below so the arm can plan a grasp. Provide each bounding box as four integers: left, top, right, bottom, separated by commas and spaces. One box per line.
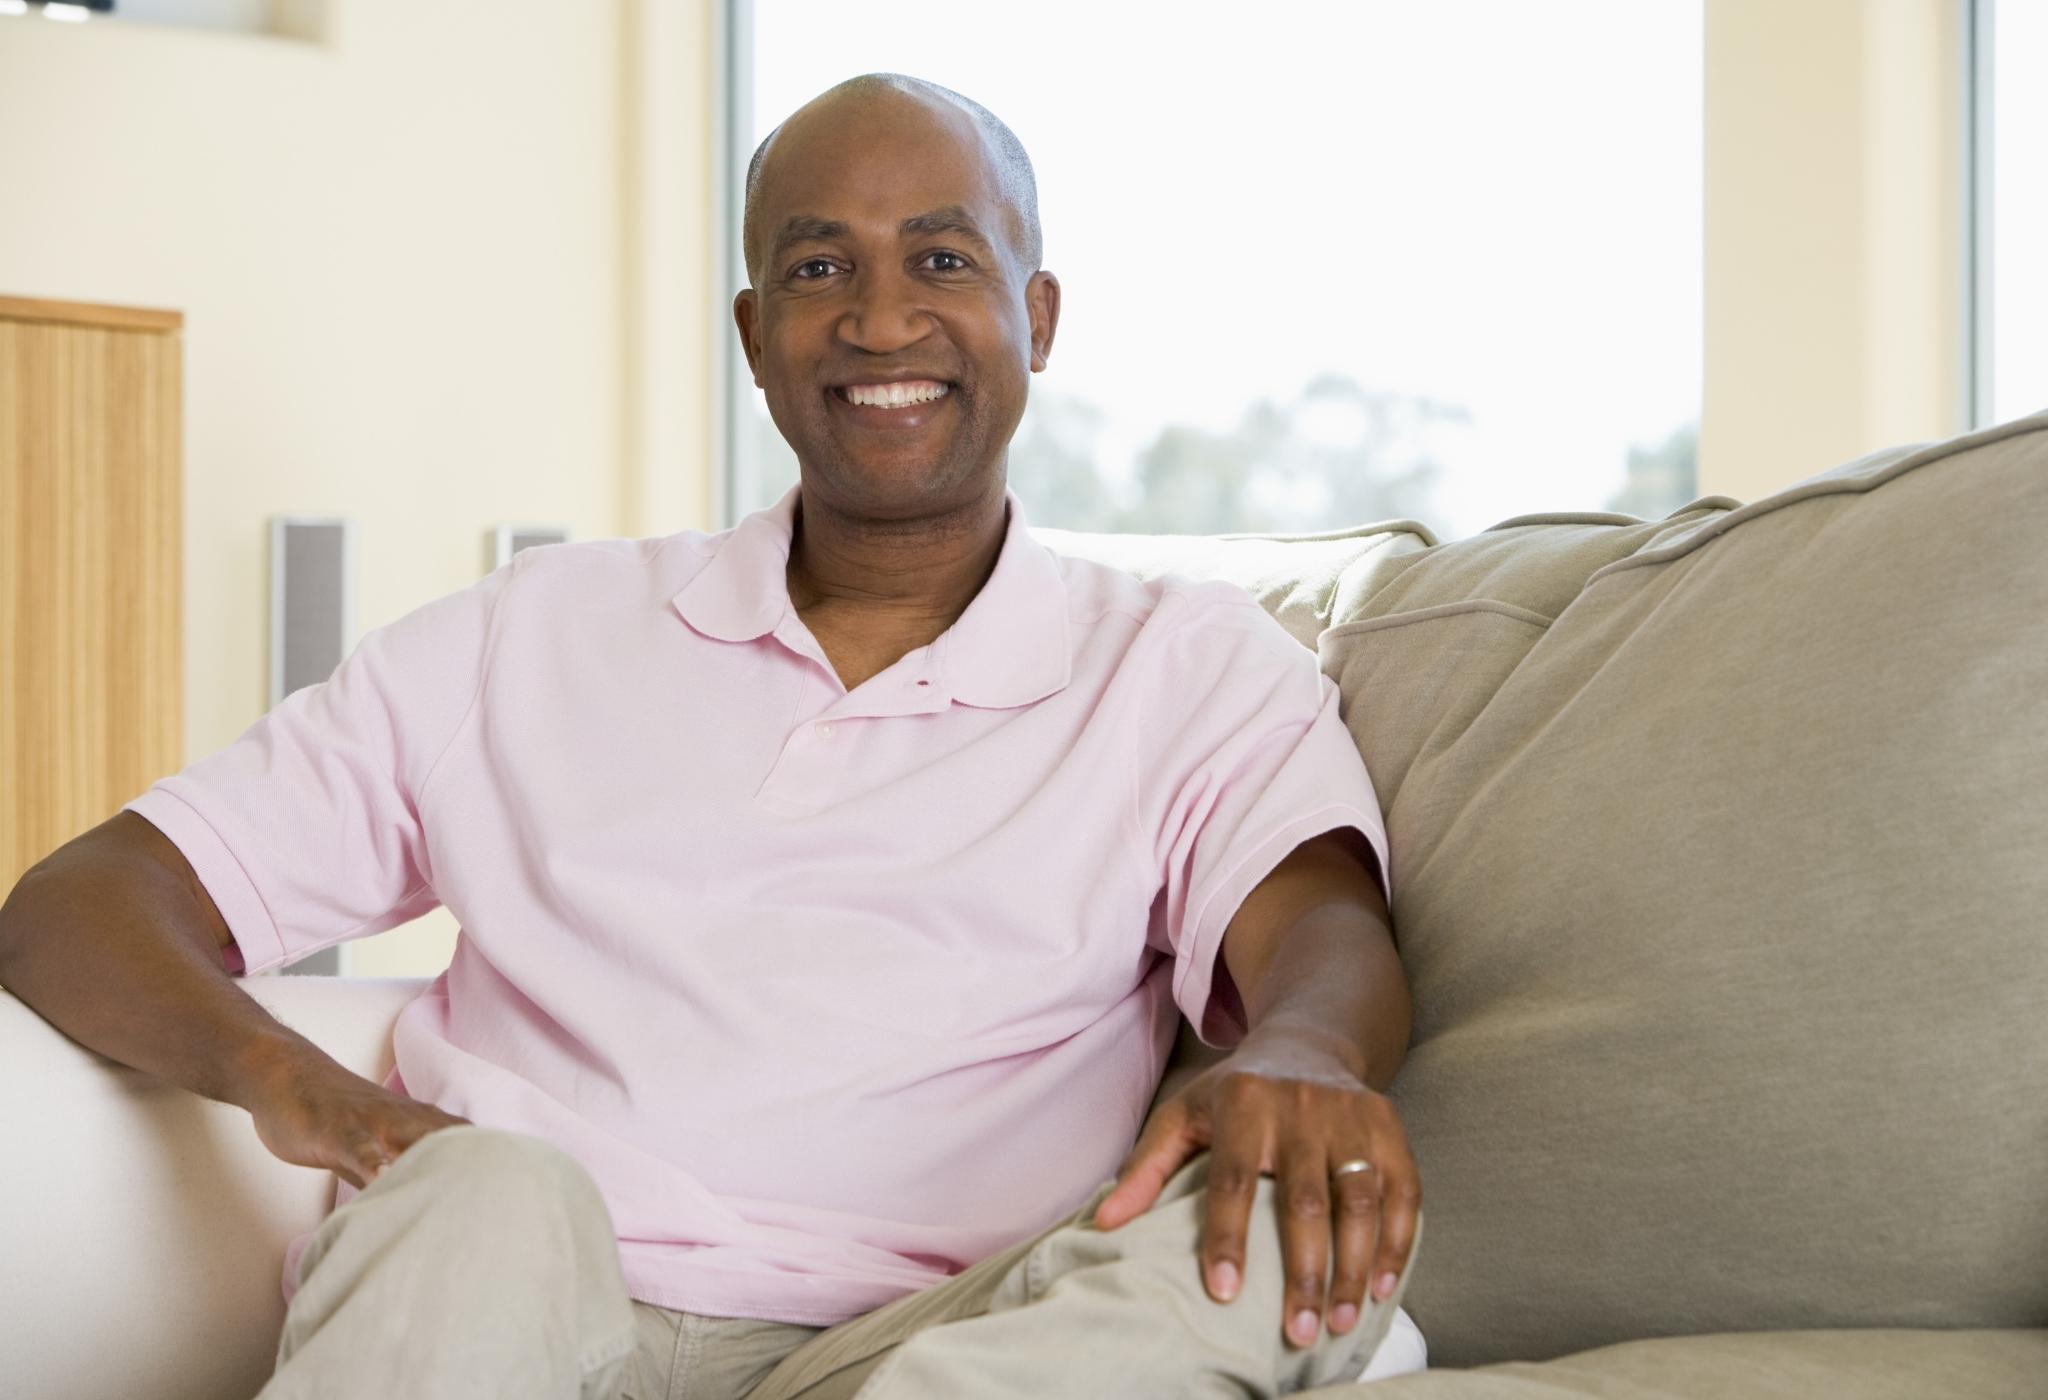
735, 1, 1703, 540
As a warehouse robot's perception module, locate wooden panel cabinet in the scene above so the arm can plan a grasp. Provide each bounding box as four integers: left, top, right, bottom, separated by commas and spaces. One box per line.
1, 295, 183, 888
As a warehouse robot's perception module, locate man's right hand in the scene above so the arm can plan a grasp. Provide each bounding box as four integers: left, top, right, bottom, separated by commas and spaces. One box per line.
246, 1050, 471, 1190
0, 815, 472, 1193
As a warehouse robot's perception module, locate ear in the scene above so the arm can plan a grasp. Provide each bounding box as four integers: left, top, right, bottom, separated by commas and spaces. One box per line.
733, 289, 766, 388
1026, 270, 1061, 373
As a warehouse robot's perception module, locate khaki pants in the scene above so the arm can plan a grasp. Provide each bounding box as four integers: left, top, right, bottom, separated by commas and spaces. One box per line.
259, 1125, 1420, 1400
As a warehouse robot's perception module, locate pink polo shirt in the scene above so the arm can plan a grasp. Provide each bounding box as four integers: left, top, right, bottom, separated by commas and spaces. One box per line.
123, 483, 1389, 1326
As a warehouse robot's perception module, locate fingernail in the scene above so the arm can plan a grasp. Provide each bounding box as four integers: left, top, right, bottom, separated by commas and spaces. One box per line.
1290, 1309, 1319, 1346
1209, 1260, 1240, 1301
1374, 1270, 1398, 1300
1330, 1302, 1358, 1333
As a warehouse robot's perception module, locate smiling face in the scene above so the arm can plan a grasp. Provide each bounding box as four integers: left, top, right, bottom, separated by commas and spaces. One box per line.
734, 88, 1060, 518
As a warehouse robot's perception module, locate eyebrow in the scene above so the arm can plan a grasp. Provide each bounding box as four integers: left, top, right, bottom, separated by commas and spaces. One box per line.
768, 205, 997, 268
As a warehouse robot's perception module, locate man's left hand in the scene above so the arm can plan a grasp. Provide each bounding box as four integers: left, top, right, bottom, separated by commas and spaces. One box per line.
1091, 1035, 1420, 1349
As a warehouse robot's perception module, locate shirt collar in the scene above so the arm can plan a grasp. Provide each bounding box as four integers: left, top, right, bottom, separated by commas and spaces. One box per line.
672, 481, 1072, 710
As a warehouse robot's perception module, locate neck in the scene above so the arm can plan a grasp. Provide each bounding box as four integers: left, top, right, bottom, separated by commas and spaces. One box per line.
785, 478, 1009, 637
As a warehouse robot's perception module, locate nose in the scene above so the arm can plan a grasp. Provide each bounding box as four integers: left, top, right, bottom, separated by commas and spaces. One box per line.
835, 263, 934, 356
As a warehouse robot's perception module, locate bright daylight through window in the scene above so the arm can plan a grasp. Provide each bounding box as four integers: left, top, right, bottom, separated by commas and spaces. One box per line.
732, 1, 1704, 540
1990, 0, 2046, 426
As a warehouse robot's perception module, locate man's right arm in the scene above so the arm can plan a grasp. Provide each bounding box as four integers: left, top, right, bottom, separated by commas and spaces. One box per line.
0, 811, 467, 1186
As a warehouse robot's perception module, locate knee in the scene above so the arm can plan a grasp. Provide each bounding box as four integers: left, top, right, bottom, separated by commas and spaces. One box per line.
400, 1126, 610, 1232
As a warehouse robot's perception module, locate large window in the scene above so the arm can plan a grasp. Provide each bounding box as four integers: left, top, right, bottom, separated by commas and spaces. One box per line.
1989, 0, 2047, 426
731, 1, 1704, 539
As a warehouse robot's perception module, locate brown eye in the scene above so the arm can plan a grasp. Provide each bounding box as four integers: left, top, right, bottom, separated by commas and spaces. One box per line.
792, 259, 836, 280
924, 251, 969, 272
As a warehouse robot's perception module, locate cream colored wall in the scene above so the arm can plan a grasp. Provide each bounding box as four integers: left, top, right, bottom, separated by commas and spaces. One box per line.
622, 0, 724, 537
1, 2, 1983, 973
1702, 0, 1969, 504
0, 1, 719, 977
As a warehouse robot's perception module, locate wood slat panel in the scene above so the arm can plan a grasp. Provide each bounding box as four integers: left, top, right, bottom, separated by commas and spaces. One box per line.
0, 295, 183, 335
1, 311, 182, 887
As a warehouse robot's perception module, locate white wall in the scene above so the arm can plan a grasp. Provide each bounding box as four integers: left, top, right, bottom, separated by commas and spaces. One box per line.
0, 0, 718, 975
0, 1, 1984, 972
1702, 0, 1969, 502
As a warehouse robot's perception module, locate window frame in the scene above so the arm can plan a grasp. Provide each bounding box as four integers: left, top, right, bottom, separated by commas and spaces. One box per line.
1969, 0, 1995, 430
716, 0, 2001, 527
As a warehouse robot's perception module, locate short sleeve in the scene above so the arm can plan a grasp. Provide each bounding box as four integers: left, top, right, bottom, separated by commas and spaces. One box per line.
121, 562, 513, 977
1137, 590, 1390, 1048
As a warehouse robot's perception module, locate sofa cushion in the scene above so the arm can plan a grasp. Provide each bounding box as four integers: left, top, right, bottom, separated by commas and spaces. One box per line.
1031, 517, 1437, 649
1310, 503, 1734, 799
1317, 412, 2048, 1364
1307, 1328, 2048, 1400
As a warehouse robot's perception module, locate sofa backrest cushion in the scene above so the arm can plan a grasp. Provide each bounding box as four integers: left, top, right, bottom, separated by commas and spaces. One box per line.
1044, 410, 2048, 1367
1031, 518, 1438, 650
1335, 415, 2048, 1363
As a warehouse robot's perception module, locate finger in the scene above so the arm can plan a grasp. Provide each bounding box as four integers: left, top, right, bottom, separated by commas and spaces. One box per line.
1326, 1156, 1383, 1334
419, 1114, 473, 1145
1276, 1146, 1334, 1348
1369, 1154, 1422, 1303
1199, 1128, 1266, 1305
396, 1119, 454, 1152
1095, 1100, 1195, 1230
343, 1129, 394, 1190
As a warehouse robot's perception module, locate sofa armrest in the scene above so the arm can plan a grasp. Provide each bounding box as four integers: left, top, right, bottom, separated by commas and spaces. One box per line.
2, 975, 430, 1400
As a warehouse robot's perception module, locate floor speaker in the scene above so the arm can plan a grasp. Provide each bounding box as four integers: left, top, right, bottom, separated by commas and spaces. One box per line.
267, 516, 356, 976
490, 523, 570, 571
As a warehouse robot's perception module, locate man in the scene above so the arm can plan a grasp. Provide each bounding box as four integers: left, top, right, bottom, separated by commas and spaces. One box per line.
0, 74, 1422, 1398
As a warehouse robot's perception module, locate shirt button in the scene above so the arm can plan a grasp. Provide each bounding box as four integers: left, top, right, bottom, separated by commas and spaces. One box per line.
816, 722, 836, 739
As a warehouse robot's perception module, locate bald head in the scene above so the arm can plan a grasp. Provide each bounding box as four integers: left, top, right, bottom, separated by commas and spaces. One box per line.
743, 73, 1042, 287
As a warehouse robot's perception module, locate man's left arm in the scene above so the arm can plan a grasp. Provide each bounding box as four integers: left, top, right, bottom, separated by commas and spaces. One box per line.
1093, 825, 1418, 1349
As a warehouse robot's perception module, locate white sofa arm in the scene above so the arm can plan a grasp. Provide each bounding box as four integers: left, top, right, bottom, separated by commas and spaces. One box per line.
2, 975, 430, 1400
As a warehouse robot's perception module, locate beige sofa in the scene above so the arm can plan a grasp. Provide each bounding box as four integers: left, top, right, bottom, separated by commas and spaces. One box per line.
6, 412, 2046, 1398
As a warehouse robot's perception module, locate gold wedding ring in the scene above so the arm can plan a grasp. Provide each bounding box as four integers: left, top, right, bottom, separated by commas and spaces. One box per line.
1331, 1158, 1375, 1178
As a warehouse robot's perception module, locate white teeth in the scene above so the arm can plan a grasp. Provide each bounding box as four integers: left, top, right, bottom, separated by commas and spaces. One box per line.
844, 381, 950, 408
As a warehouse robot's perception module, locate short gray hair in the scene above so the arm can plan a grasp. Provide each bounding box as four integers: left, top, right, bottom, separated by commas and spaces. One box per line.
743, 73, 1042, 285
